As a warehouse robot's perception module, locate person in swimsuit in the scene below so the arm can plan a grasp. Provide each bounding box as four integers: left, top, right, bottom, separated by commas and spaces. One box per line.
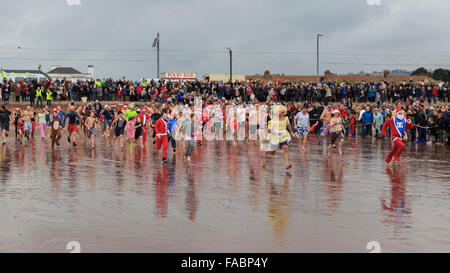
84, 111, 98, 149
329, 110, 344, 156
134, 116, 143, 147
112, 111, 127, 148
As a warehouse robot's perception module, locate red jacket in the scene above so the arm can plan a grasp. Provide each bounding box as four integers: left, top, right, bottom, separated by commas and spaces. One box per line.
137, 113, 150, 126
155, 118, 169, 136
381, 118, 413, 141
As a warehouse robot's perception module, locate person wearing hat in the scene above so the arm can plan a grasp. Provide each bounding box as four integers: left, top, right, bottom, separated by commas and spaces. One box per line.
265, 105, 294, 170
136, 107, 150, 146
381, 109, 414, 164
124, 104, 137, 122
373, 108, 384, 138
155, 109, 170, 163
329, 109, 344, 156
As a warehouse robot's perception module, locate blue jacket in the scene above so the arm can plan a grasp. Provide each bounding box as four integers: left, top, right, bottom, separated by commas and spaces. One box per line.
362, 111, 374, 125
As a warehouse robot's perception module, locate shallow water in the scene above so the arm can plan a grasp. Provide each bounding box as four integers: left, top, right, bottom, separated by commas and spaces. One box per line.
0, 134, 449, 253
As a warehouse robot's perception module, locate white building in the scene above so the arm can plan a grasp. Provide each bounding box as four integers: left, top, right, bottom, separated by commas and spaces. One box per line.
1, 69, 48, 82
47, 65, 94, 81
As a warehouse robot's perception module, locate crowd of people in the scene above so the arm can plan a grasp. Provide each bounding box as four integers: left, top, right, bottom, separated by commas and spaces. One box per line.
0, 90, 448, 167
1, 78, 450, 106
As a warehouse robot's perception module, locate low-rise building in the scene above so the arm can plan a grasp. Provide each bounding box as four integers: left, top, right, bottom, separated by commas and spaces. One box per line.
203, 74, 245, 82
1, 69, 48, 82
47, 65, 94, 81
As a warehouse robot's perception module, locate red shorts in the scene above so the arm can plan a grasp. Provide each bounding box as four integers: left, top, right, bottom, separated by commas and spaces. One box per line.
69, 124, 78, 134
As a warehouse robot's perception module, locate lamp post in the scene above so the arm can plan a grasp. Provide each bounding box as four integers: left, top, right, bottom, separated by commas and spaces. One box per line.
317, 33, 324, 84
226, 47, 232, 84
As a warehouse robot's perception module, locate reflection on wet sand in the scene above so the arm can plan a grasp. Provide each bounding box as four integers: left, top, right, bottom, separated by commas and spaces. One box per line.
0, 135, 449, 252
267, 173, 291, 245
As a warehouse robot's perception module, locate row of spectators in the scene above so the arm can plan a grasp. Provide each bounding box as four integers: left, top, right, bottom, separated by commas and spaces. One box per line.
2, 78, 450, 106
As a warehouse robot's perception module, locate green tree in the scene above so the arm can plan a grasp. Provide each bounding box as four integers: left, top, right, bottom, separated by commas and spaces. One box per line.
432, 68, 450, 81
411, 67, 431, 76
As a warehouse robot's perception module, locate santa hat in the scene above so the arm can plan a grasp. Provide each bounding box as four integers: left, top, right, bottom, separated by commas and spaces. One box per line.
332, 110, 340, 114
15, 107, 21, 111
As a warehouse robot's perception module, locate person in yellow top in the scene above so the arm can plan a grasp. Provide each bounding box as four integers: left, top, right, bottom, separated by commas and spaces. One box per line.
46, 88, 52, 106
266, 105, 294, 170
36, 87, 43, 107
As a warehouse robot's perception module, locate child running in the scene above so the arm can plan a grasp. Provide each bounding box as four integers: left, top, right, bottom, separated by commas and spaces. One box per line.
112, 111, 127, 148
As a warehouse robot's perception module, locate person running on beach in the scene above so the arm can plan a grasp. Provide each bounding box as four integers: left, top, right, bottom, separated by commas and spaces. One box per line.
134, 116, 144, 147
381, 109, 414, 165
22, 106, 33, 140
155, 109, 170, 163
320, 104, 333, 137
13, 107, 21, 142
49, 109, 63, 148
16, 117, 25, 144
38, 106, 48, 140
112, 111, 127, 148
167, 114, 179, 153
0, 105, 12, 144
136, 107, 150, 146
329, 109, 344, 156
101, 105, 114, 138
84, 111, 98, 149
64, 105, 82, 147
294, 106, 311, 151
125, 116, 136, 143
180, 113, 196, 162
266, 105, 294, 170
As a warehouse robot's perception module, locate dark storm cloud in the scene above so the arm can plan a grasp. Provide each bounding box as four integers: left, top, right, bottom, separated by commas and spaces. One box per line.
1, 0, 450, 79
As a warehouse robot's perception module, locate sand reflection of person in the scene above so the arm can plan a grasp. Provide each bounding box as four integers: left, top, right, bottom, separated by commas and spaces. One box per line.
322, 157, 344, 214
185, 167, 198, 222
381, 164, 411, 215
267, 173, 291, 245
155, 165, 169, 218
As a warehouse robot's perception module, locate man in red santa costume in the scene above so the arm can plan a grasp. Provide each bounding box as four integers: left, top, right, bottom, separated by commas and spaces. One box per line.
155, 109, 169, 163
137, 107, 151, 147
381, 109, 414, 164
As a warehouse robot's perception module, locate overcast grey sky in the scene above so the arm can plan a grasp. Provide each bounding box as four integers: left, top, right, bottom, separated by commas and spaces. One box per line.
1, 0, 449, 80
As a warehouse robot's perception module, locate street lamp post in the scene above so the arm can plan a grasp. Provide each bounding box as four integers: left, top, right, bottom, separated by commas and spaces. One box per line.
317, 34, 324, 84
226, 47, 232, 84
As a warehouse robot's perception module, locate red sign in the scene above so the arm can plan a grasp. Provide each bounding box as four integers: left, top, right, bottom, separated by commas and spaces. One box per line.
160, 72, 197, 80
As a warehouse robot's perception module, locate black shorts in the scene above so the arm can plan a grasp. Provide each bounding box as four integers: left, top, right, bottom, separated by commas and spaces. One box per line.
115, 126, 125, 137
1, 121, 9, 131
330, 132, 344, 145
135, 128, 143, 139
